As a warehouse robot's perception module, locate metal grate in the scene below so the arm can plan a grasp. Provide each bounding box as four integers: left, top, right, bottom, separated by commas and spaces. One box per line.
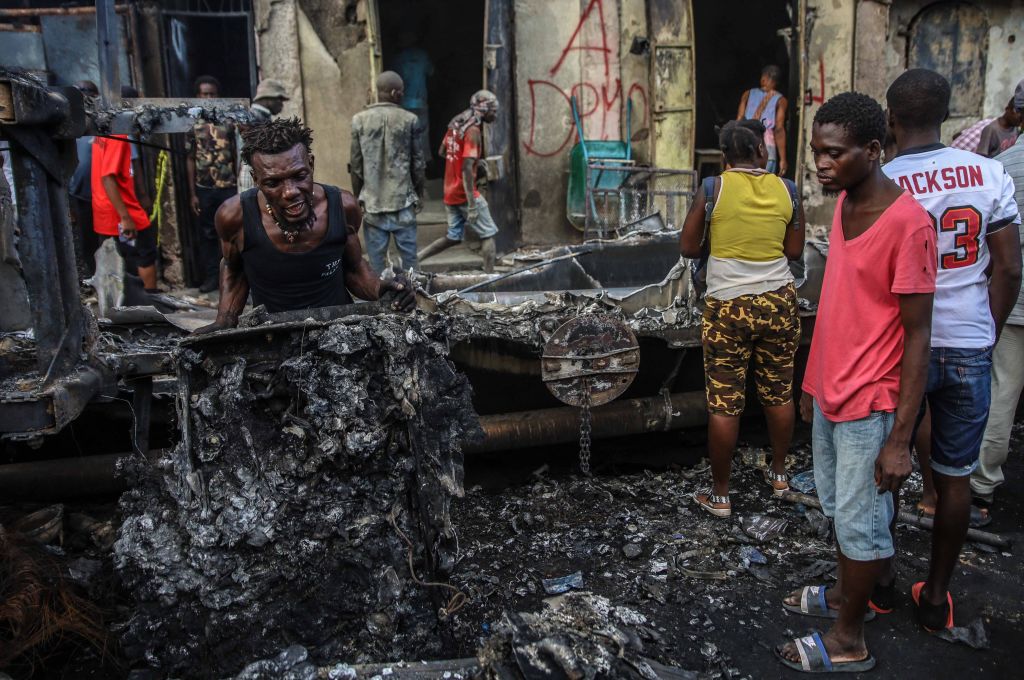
583, 163, 697, 240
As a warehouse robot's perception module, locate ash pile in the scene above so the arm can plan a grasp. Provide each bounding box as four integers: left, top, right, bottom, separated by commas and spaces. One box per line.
476, 592, 695, 680
114, 312, 481, 676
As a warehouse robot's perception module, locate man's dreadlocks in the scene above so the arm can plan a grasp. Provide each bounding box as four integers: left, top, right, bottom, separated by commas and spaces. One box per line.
241, 117, 314, 167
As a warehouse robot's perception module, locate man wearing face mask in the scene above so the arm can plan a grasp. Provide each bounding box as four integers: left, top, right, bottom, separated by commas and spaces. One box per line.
194, 118, 414, 333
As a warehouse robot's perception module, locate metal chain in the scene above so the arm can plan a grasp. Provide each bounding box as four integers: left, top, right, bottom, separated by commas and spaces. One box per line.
579, 378, 592, 476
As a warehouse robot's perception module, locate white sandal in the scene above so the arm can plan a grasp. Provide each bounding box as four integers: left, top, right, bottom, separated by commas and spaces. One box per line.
693, 490, 731, 518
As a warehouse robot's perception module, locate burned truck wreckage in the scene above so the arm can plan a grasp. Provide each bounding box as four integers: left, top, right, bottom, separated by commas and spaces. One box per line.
0, 60, 838, 679
115, 313, 480, 674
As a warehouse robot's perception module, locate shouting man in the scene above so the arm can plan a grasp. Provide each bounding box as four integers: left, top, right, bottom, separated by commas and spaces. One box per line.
777, 92, 936, 672
350, 71, 425, 274
196, 118, 413, 333
417, 90, 500, 273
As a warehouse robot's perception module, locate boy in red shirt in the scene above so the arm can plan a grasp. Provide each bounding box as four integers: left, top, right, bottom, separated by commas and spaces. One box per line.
776, 93, 935, 672
416, 90, 500, 272
91, 134, 158, 289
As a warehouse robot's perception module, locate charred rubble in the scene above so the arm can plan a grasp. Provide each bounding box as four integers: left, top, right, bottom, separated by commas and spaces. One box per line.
114, 312, 482, 676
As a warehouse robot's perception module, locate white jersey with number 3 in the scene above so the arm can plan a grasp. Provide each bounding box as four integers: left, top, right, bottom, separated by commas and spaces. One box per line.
883, 144, 1020, 348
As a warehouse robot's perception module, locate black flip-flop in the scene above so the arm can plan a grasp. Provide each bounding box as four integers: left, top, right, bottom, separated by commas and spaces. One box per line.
775, 631, 876, 673
969, 505, 991, 528
782, 585, 876, 621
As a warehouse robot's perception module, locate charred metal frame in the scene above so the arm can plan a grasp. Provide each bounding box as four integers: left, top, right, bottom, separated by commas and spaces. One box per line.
0, 0, 252, 443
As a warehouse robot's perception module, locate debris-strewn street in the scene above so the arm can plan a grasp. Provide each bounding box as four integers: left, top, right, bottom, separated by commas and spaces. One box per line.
3, 420, 1022, 678
446, 424, 1024, 679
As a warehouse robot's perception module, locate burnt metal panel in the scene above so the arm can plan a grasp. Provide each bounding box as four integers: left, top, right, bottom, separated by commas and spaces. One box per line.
908, 2, 988, 118
39, 13, 131, 88
0, 30, 46, 72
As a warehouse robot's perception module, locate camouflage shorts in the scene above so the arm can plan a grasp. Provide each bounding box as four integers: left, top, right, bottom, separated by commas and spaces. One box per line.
702, 283, 800, 416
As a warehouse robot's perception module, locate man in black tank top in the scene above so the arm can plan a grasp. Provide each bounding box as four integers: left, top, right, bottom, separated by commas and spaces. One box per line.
194, 118, 414, 333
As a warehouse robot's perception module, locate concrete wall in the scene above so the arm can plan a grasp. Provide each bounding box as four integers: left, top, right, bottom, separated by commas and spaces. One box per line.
808, 0, 1024, 235
855, 0, 1024, 145
514, 0, 652, 246
254, 0, 373, 191
799, 0, 857, 233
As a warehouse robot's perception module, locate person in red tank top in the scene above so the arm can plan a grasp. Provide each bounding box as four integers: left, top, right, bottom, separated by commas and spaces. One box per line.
417, 91, 501, 272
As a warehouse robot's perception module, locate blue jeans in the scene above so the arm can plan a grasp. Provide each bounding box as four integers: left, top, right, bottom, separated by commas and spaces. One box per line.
812, 401, 896, 561
364, 206, 417, 274
445, 195, 499, 241
922, 346, 993, 477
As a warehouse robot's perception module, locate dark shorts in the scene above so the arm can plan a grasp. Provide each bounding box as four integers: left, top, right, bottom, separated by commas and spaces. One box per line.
919, 346, 993, 477
702, 283, 800, 416
102, 225, 157, 272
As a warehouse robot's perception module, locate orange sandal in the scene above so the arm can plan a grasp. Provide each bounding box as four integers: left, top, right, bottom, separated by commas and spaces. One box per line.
911, 581, 954, 632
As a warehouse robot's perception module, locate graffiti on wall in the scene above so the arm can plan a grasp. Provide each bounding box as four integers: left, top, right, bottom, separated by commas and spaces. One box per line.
522, 0, 648, 157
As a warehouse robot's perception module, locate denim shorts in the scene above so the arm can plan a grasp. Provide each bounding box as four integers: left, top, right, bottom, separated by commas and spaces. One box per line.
920, 346, 993, 477
812, 401, 895, 561
445, 195, 499, 241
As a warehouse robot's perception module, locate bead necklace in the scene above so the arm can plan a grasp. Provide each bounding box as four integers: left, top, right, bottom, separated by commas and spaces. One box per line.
264, 196, 315, 243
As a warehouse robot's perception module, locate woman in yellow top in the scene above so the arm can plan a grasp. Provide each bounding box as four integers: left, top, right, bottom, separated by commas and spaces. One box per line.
680, 119, 806, 517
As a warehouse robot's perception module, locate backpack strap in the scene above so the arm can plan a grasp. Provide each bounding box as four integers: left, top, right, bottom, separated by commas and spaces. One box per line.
701, 175, 721, 247
781, 177, 800, 231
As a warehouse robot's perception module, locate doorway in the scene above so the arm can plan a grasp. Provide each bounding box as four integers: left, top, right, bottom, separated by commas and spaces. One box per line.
693, 1, 796, 177
161, 0, 256, 98
378, 0, 485, 178
159, 0, 257, 286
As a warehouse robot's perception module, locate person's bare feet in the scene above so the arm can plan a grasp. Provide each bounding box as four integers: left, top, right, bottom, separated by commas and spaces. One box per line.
777, 628, 869, 665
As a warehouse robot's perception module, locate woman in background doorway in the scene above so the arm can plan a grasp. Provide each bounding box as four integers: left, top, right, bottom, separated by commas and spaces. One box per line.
737, 65, 789, 176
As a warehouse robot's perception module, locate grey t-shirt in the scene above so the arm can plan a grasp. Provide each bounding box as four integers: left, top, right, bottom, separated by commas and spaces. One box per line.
977, 121, 1018, 158
994, 136, 1024, 325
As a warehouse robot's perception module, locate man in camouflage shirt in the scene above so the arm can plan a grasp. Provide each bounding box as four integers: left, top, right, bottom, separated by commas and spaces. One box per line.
187, 75, 238, 293
350, 71, 425, 274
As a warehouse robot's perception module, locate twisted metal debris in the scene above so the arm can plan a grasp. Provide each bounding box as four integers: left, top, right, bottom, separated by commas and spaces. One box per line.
114, 312, 481, 676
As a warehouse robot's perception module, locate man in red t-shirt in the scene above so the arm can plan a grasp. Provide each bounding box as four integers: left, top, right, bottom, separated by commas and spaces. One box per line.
91, 134, 158, 290
416, 90, 500, 272
775, 93, 935, 673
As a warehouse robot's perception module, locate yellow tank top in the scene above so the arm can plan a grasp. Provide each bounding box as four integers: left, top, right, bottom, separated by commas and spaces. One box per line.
709, 170, 793, 262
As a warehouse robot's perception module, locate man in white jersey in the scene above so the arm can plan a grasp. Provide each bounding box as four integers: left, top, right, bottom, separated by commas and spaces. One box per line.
884, 69, 1023, 632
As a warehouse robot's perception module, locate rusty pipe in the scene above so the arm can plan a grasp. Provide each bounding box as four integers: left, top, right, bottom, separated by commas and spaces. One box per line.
0, 451, 158, 501
465, 391, 707, 454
